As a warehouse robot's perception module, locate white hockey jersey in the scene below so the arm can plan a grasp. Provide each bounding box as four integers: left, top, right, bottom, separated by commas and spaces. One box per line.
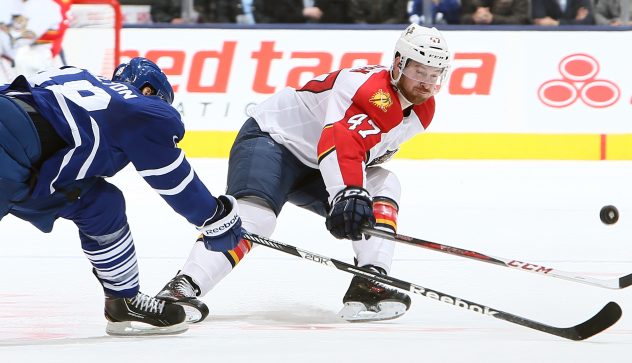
250, 65, 435, 200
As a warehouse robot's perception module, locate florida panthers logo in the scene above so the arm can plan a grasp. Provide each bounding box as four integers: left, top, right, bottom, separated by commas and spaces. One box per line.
369, 89, 393, 112
368, 149, 398, 167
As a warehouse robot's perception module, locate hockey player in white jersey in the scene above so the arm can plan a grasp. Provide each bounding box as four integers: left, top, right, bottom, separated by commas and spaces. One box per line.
0, 0, 67, 83
158, 24, 451, 322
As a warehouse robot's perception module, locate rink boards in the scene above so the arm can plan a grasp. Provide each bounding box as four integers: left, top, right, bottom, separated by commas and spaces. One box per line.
60, 27, 632, 160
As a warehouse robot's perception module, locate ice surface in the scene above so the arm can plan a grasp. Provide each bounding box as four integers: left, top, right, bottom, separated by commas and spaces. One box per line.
1, 159, 631, 362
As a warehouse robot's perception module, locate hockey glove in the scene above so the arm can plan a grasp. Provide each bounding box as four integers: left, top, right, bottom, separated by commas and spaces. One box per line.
197, 195, 244, 252
326, 187, 376, 241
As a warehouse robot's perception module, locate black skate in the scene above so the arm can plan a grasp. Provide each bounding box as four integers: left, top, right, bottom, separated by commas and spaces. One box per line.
104, 291, 188, 336
339, 265, 412, 322
156, 274, 209, 323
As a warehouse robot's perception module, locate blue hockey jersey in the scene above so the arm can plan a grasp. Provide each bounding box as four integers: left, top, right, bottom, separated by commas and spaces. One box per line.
0, 66, 218, 231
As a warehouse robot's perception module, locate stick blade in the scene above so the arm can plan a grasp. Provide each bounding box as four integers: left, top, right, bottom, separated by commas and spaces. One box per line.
562, 301, 622, 341
618, 273, 632, 289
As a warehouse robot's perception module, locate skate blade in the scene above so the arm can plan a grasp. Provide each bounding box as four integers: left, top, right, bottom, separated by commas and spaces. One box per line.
182, 304, 205, 324
106, 321, 188, 336
168, 299, 209, 323
339, 301, 408, 322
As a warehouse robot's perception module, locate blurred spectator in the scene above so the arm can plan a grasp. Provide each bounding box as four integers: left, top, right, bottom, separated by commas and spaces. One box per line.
201, 0, 247, 22
350, 0, 409, 24
118, 0, 153, 24
409, 0, 460, 24
595, 0, 632, 25
151, 0, 247, 23
236, 0, 255, 24
460, 0, 530, 24
150, 0, 187, 23
349, 0, 408, 24
532, 0, 595, 25
118, 0, 153, 4
303, 0, 353, 23
252, 0, 308, 23
0, 0, 67, 82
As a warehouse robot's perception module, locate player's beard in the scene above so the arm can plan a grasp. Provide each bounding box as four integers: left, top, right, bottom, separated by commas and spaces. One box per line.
399, 81, 434, 105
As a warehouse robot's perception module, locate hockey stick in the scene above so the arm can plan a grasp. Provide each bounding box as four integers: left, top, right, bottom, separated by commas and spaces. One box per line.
363, 227, 632, 290
244, 232, 621, 341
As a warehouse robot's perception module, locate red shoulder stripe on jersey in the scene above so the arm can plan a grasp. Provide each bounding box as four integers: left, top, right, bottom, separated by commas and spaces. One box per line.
298, 70, 341, 94
317, 125, 335, 163
317, 146, 335, 164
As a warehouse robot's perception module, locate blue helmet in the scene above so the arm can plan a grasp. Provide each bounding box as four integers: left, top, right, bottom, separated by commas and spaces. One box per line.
112, 57, 174, 104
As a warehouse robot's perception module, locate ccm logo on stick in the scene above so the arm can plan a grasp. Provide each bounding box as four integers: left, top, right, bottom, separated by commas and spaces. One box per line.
508, 260, 553, 274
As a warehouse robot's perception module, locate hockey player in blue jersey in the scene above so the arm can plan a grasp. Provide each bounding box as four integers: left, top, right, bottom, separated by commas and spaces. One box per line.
0, 57, 243, 336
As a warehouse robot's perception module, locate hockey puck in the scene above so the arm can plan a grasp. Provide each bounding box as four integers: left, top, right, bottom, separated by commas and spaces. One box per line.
599, 205, 619, 225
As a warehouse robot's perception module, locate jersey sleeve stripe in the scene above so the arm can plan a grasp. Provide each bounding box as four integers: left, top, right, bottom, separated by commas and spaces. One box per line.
317, 124, 335, 164
137, 149, 185, 177
77, 117, 100, 179
317, 146, 335, 164
154, 167, 195, 196
48, 92, 82, 193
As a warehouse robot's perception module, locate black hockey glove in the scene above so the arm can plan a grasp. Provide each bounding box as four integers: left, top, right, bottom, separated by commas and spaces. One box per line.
326, 187, 375, 241
197, 195, 244, 252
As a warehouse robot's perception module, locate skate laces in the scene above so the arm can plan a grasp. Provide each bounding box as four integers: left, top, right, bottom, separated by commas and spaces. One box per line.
363, 265, 387, 292
172, 276, 197, 298
129, 292, 166, 314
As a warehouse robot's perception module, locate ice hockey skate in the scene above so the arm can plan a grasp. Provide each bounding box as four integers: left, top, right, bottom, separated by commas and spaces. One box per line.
339, 266, 412, 322
104, 291, 188, 336
156, 274, 210, 323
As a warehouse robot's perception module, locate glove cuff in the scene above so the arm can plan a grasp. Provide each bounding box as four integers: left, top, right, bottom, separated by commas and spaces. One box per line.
197, 195, 240, 237
331, 187, 371, 205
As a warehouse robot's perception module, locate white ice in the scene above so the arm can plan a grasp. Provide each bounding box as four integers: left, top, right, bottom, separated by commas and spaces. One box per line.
1, 159, 631, 362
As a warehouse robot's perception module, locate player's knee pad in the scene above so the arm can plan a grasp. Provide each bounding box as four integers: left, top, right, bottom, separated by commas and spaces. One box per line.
221, 197, 277, 268
238, 196, 277, 237
72, 179, 128, 237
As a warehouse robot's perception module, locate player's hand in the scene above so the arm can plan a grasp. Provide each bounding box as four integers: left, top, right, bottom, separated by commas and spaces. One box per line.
576, 7, 589, 21
326, 187, 375, 241
197, 195, 244, 252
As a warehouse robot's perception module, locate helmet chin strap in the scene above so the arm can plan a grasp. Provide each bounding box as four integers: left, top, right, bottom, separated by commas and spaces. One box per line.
390, 61, 415, 107
389, 57, 405, 85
